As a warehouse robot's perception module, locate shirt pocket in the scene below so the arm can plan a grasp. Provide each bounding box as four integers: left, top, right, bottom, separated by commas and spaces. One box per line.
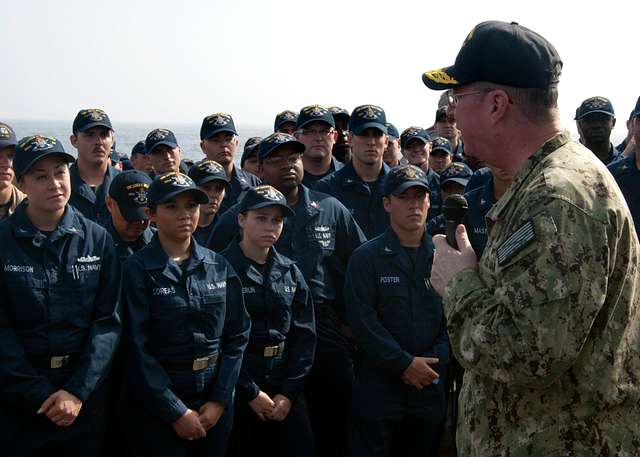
3, 275, 48, 326
199, 292, 226, 338
306, 223, 336, 253
51, 261, 102, 326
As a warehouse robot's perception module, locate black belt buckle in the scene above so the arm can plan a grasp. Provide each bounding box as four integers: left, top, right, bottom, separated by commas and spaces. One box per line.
263, 342, 284, 358
50, 355, 70, 369
192, 353, 218, 371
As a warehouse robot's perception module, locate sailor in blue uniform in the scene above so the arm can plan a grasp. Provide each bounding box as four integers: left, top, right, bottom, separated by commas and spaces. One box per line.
314, 104, 392, 239
199, 113, 261, 215
121, 171, 250, 457
188, 160, 230, 246
0, 135, 121, 456
207, 132, 366, 456
105, 169, 155, 263
345, 164, 449, 457
221, 185, 316, 457
68, 109, 120, 226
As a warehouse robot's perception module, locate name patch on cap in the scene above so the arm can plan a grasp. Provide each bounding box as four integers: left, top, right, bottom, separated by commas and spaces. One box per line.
496, 220, 536, 266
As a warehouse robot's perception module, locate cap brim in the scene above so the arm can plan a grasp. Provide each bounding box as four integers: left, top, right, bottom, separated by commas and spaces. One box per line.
0, 140, 17, 149
148, 141, 179, 154
244, 201, 295, 217
391, 181, 430, 196
156, 188, 209, 205
575, 109, 615, 120
351, 122, 388, 135
296, 118, 335, 129
17, 151, 76, 179
422, 65, 465, 90
119, 204, 149, 222
77, 121, 113, 132
203, 128, 237, 140
631, 109, 640, 120
261, 140, 305, 159
431, 147, 452, 155
195, 175, 231, 188
442, 177, 469, 188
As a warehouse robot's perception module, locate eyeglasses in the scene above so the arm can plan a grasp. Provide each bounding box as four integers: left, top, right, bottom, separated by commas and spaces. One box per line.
299, 128, 334, 137
263, 153, 302, 167
447, 90, 486, 105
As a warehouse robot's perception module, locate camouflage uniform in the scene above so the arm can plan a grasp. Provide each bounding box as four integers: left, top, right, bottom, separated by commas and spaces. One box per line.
443, 132, 640, 456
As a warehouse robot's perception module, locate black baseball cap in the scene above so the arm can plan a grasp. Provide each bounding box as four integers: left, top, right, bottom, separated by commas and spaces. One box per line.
431, 137, 452, 155
440, 162, 472, 188
435, 107, 448, 123
422, 21, 563, 90
108, 170, 153, 221
131, 140, 147, 156
145, 128, 179, 155
575, 96, 615, 120
238, 185, 294, 217
386, 123, 400, 140
400, 126, 430, 149
14, 135, 75, 179
274, 110, 299, 131
296, 105, 335, 129
72, 109, 113, 133
258, 132, 305, 161
383, 164, 431, 196
200, 113, 237, 140
349, 105, 387, 135
0, 122, 17, 149
630, 96, 640, 120
329, 106, 350, 122
147, 172, 209, 206
188, 159, 230, 187
241, 136, 262, 166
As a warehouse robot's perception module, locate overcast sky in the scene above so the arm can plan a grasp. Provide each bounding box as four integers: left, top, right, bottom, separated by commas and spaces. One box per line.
2, 0, 637, 140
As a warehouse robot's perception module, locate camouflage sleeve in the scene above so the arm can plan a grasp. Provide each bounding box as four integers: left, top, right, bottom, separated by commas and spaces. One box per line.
443, 198, 610, 388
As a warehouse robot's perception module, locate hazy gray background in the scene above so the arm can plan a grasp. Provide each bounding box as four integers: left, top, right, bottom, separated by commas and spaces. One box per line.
2, 0, 636, 156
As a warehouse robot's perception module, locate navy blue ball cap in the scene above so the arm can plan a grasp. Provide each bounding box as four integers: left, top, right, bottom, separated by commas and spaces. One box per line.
72, 108, 113, 133
188, 159, 230, 187
386, 123, 400, 140
14, 135, 75, 179
274, 110, 299, 131
296, 105, 336, 129
108, 170, 153, 221
329, 106, 350, 121
349, 105, 387, 135
131, 140, 147, 156
431, 136, 452, 155
422, 21, 562, 90
145, 128, 179, 155
0, 122, 18, 149
241, 136, 262, 166
440, 162, 472, 187
435, 107, 448, 123
575, 96, 614, 120
147, 172, 209, 206
258, 132, 305, 161
239, 185, 294, 217
200, 113, 237, 140
383, 164, 431, 196
400, 126, 430, 149
630, 96, 640, 120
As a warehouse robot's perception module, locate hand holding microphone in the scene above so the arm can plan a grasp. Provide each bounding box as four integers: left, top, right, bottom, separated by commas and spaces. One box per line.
430, 194, 478, 296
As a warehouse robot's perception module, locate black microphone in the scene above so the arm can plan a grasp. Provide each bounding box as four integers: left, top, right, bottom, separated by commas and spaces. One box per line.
442, 194, 468, 249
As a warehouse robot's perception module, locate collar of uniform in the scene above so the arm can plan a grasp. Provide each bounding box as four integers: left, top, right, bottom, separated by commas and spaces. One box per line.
11, 202, 84, 239
231, 165, 252, 190
70, 162, 119, 202
486, 131, 571, 223
378, 225, 433, 256
478, 174, 496, 211
295, 184, 322, 221
142, 233, 209, 272
340, 161, 390, 189
224, 240, 292, 284
330, 156, 344, 172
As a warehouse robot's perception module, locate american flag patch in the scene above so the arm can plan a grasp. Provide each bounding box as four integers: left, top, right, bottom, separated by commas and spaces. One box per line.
497, 220, 536, 266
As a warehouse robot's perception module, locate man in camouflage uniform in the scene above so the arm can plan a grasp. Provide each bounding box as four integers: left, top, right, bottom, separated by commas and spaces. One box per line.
423, 20, 640, 455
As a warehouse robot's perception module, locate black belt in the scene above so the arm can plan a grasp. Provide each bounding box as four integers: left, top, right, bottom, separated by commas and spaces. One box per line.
246, 341, 285, 358
27, 354, 78, 370
160, 352, 219, 371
